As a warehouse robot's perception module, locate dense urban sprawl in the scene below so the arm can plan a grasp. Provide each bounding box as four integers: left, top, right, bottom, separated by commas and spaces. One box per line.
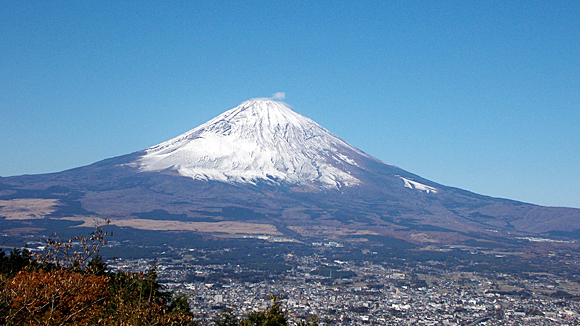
103, 239, 580, 325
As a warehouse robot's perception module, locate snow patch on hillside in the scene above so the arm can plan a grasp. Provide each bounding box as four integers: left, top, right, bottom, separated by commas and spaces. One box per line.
399, 177, 438, 194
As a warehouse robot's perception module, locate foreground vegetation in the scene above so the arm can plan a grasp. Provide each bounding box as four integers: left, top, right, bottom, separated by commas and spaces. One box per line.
0, 222, 193, 325
0, 223, 321, 325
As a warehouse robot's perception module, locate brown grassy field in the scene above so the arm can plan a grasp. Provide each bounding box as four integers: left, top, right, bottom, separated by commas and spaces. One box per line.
0, 198, 58, 220
62, 216, 281, 235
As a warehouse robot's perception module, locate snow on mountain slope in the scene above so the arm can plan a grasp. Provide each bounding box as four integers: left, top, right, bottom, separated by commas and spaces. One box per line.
137, 99, 373, 188
399, 176, 438, 194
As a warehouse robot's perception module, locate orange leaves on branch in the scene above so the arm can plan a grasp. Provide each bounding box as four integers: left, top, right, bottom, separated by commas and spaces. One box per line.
0, 220, 195, 325
7, 269, 108, 325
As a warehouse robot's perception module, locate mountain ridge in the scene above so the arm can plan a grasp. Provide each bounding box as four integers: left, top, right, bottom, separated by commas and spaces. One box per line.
1, 99, 579, 244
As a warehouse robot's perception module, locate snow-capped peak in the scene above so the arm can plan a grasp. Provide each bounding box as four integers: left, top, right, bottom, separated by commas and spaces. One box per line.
137, 99, 371, 188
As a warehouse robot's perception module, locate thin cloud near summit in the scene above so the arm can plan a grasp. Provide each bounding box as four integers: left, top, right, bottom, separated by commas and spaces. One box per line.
271, 92, 285, 100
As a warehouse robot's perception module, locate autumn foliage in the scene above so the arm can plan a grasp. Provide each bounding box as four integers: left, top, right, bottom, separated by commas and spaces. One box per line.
0, 221, 194, 325
0, 222, 320, 325
7, 269, 108, 324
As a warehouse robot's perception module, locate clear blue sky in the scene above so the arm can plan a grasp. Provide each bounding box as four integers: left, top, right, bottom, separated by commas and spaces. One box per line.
1, 1, 579, 208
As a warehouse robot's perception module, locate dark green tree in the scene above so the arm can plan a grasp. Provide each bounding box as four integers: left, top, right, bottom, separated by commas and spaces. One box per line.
215, 308, 240, 326
0, 248, 35, 277
240, 296, 287, 326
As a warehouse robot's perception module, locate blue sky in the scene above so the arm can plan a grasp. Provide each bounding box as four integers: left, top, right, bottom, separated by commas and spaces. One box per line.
1, 1, 579, 208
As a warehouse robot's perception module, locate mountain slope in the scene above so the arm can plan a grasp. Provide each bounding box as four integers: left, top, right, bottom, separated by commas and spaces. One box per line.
137, 99, 373, 189
1, 99, 579, 243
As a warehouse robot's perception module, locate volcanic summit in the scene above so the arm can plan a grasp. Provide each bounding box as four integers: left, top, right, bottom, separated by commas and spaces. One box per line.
138, 99, 369, 189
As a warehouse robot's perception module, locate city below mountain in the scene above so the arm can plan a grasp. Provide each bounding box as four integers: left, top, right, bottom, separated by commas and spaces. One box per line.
1, 99, 579, 250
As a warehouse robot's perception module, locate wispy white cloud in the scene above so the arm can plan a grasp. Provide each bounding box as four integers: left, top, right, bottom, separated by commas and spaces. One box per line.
271, 92, 285, 100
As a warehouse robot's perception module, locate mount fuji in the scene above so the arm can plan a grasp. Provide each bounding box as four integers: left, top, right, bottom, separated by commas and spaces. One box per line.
1, 99, 579, 244
137, 99, 367, 188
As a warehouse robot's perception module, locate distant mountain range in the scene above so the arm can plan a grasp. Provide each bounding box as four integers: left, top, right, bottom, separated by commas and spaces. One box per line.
2, 99, 579, 244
